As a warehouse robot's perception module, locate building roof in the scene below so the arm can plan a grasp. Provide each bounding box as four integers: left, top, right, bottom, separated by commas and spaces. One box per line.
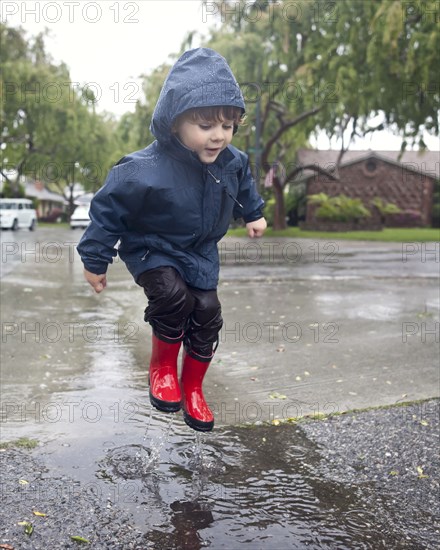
25, 182, 67, 204
296, 149, 440, 180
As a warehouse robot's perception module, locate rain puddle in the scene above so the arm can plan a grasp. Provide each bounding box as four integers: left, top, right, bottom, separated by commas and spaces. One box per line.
51, 413, 405, 549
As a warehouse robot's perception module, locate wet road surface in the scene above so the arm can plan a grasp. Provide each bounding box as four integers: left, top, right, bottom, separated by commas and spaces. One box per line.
0, 227, 439, 548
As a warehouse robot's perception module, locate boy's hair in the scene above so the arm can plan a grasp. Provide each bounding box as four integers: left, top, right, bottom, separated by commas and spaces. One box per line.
173, 106, 245, 130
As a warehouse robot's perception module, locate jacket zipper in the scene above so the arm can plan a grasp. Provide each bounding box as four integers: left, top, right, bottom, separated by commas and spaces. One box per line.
207, 169, 243, 209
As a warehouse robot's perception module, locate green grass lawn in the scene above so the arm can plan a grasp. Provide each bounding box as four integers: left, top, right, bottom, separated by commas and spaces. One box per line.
36, 222, 439, 242
37, 221, 70, 229
227, 227, 440, 242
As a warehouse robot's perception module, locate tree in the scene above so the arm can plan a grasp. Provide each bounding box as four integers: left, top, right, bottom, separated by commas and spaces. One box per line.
202, 0, 440, 229
204, 1, 340, 228
301, 0, 439, 149
1, 24, 68, 195
1, 24, 118, 213
41, 92, 119, 216
115, 63, 171, 152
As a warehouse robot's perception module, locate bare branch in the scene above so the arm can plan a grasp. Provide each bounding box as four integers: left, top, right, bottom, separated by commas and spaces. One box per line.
285, 163, 339, 184
362, 122, 385, 135
261, 106, 322, 168
335, 115, 352, 169
0, 169, 12, 184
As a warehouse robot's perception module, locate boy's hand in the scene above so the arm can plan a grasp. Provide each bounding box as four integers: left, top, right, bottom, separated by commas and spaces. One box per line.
84, 269, 107, 293
246, 217, 267, 238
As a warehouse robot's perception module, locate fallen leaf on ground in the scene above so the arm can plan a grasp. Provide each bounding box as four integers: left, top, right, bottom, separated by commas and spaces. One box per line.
32, 511, 47, 517
18, 522, 33, 536
70, 535, 90, 543
0, 543, 15, 549
269, 392, 287, 400
18, 479, 28, 485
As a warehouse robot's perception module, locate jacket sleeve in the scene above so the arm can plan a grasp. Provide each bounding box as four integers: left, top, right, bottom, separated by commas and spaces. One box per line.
233, 153, 265, 223
77, 157, 144, 274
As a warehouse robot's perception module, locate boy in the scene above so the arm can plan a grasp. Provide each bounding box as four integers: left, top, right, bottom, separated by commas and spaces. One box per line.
77, 48, 266, 432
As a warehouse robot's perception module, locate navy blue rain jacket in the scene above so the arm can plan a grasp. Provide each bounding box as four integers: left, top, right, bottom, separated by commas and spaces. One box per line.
77, 48, 264, 290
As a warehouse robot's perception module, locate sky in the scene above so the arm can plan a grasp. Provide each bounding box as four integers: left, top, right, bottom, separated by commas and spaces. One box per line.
2, 0, 210, 114
2, 0, 438, 151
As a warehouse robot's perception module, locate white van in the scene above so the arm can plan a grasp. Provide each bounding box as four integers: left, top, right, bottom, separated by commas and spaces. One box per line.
0, 198, 37, 231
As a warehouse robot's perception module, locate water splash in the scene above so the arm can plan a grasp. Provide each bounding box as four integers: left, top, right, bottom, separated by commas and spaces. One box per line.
107, 444, 149, 479
107, 411, 177, 479
185, 431, 223, 474
137, 412, 175, 475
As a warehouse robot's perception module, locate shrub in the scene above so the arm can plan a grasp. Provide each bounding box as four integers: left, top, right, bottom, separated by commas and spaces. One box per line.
308, 193, 371, 223
264, 192, 299, 227
386, 209, 423, 227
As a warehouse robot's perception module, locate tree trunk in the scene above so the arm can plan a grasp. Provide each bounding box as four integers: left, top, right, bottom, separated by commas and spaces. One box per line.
272, 176, 287, 230
66, 184, 76, 218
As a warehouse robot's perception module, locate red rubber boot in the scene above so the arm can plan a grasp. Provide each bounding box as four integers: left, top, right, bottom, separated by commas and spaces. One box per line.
180, 350, 214, 432
149, 333, 182, 413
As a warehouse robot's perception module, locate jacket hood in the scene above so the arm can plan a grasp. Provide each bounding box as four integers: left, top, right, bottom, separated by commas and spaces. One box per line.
150, 48, 245, 144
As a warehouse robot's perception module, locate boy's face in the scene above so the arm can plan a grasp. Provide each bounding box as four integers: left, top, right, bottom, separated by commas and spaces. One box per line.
174, 117, 234, 164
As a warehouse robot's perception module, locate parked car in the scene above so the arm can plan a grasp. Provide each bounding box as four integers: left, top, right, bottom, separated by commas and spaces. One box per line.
39, 207, 64, 223
70, 205, 91, 229
0, 198, 37, 230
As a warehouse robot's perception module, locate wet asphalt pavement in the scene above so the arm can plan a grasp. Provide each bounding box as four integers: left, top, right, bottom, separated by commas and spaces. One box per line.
0, 227, 439, 549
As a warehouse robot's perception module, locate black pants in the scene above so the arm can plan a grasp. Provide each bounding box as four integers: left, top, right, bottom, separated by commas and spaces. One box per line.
138, 267, 223, 357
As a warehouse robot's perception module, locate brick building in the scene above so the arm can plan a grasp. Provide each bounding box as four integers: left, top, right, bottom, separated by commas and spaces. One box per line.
297, 149, 439, 228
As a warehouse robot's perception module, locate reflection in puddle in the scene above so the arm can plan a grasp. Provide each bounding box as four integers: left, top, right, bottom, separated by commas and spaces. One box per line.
96, 422, 407, 549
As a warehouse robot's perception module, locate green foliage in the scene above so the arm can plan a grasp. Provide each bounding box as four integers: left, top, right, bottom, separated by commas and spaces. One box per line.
207, 0, 439, 150
114, 63, 169, 152
302, 0, 439, 146
371, 197, 401, 215
371, 197, 404, 226
200, 0, 439, 230
308, 193, 371, 222
264, 192, 297, 227
205, 1, 314, 163
4, 1, 437, 217
1, 23, 120, 202
0, 179, 25, 198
